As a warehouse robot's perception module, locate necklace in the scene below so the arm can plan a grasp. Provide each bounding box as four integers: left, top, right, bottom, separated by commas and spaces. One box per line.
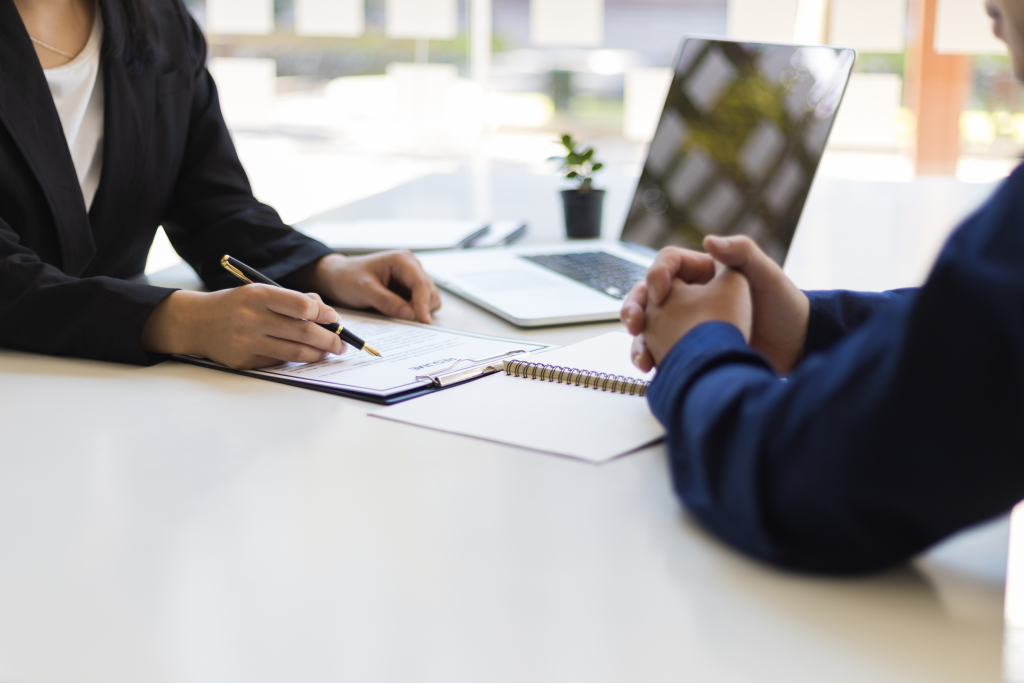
30, 37, 77, 60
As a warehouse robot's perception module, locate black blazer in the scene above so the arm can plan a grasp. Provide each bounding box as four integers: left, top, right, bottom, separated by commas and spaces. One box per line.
0, 0, 333, 364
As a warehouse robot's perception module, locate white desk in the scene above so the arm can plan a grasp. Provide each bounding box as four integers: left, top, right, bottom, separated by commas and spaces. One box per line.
0, 168, 1011, 683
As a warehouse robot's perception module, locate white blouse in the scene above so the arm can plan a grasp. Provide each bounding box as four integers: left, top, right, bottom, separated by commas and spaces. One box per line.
42, 11, 105, 211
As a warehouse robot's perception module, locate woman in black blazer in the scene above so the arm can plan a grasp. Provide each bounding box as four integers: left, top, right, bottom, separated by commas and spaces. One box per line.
1, 0, 440, 368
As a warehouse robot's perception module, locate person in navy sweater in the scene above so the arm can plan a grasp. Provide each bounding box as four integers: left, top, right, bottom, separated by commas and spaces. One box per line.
620, 0, 1024, 574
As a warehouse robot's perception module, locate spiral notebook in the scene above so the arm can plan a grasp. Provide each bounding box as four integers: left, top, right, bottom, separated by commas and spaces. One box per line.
501, 356, 650, 397
371, 333, 665, 462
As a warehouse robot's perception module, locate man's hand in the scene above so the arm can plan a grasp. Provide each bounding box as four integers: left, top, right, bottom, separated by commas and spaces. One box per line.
703, 235, 809, 373
642, 262, 752, 366
621, 247, 716, 371
141, 286, 348, 369
622, 236, 810, 373
292, 251, 442, 324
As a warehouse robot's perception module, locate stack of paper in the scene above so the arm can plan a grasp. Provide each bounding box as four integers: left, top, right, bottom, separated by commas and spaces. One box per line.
298, 219, 489, 254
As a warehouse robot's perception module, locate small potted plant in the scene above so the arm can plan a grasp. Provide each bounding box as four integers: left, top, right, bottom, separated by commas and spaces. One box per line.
550, 134, 605, 239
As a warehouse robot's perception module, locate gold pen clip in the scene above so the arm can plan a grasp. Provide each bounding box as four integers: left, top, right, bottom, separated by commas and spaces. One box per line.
221, 255, 253, 285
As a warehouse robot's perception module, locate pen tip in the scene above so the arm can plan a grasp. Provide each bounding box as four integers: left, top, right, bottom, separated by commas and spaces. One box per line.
365, 345, 383, 358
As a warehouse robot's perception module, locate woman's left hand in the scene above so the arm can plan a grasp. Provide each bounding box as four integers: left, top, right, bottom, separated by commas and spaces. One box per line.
292, 252, 442, 323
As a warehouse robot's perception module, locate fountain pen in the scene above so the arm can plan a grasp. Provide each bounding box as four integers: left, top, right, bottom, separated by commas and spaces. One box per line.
220, 255, 382, 358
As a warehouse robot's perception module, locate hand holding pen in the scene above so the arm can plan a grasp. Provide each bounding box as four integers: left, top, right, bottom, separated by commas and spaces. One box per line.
221, 256, 383, 357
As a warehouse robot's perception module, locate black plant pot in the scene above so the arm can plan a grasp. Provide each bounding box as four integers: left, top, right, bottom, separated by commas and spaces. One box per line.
561, 189, 606, 239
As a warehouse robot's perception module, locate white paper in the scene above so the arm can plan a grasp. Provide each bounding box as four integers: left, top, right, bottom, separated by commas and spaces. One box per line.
530, 0, 604, 47
206, 0, 274, 35
935, 0, 1006, 55
299, 219, 487, 253
295, 0, 365, 37
468, 221, 527, 248
386, 0, 458, 40
727, 0, 799, 43
371, 333, 665, 462
829, 0, 907, 53
180, 313, 554, 399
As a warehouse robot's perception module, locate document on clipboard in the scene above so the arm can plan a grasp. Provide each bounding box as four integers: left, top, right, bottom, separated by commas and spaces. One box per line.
172, 312, 556, 404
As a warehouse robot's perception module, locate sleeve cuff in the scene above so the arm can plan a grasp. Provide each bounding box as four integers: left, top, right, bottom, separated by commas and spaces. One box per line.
68, 278, 179, 366
804, 291, 852, 357
648, 322, 765, 427
250, 239, 335, 285
200, 237, 335, 292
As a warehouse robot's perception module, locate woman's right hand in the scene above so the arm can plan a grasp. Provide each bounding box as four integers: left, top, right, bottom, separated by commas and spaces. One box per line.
141, 285, 348, 369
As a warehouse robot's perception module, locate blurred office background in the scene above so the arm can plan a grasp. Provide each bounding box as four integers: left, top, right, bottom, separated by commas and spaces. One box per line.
148, 0, 1023, 275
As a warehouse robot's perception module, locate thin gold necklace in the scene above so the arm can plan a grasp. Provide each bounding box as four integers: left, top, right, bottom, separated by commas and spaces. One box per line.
30, 36, 77, 60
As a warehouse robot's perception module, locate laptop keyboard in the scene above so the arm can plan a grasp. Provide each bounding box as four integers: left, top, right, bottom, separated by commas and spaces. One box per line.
522, 252, 648, 300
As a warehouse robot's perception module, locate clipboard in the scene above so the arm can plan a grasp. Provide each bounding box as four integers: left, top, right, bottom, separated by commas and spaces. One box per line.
171, 312, 555, 404
173, 350, 529, 404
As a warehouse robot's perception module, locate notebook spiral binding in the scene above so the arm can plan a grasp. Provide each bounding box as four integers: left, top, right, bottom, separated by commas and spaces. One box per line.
503, 359, 650, 397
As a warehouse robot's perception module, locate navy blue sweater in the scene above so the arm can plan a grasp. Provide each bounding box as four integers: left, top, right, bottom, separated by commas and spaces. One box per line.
648, 164, 1024, 575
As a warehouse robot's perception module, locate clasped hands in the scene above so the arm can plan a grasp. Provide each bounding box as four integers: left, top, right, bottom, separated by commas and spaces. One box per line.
621, 235, 811, 374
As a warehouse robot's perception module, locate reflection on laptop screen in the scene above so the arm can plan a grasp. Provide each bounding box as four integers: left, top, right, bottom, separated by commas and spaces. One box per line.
621, 39, 856, 265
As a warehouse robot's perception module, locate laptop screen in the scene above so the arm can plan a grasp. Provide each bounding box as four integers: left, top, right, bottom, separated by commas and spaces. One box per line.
620, 38, 856, 265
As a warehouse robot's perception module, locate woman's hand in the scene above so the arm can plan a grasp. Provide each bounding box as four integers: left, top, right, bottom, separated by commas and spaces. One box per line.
141, 286, 348, 369
289, 252, 442, 324
141, 251, 441, 369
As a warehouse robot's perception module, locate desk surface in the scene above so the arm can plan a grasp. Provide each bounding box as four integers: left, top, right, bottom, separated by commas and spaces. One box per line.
0, 168, 1011, 683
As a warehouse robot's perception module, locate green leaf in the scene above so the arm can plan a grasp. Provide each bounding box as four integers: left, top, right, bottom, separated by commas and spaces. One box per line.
561, 134, 573, 148
591, 162, 604, 172
566, 171, 579, 179
582, 148, 594, 161
566, 153, 583, 165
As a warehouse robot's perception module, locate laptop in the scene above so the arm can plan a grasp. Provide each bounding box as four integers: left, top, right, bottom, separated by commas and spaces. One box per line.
416, 38, 857, 327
